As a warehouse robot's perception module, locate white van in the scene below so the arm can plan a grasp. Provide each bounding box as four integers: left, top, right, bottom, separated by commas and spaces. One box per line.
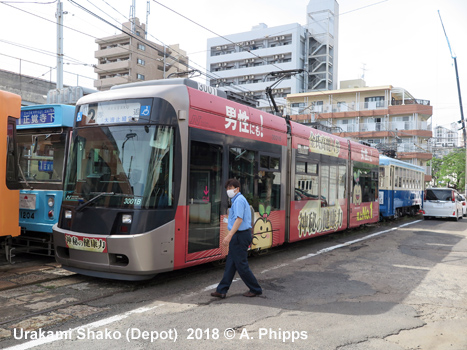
422, 188, 463, 221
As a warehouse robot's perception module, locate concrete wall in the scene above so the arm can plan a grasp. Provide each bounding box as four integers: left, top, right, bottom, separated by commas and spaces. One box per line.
0, 69, 60, 105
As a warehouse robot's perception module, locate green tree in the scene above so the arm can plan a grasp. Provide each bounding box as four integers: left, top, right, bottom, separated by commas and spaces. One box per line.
430, 149, 466, 191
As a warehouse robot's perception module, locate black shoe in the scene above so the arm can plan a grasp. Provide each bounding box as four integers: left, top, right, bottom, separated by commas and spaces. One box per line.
243, 291, 262, 297
211, 292, 226, 299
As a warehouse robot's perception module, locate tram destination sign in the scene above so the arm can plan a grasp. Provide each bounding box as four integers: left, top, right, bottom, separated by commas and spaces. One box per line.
77, 101, 149, 125
18, 108, 55, 125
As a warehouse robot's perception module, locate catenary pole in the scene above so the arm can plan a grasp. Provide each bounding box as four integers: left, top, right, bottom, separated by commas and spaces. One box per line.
56, 1, 64, 90
439, 10, 466, 194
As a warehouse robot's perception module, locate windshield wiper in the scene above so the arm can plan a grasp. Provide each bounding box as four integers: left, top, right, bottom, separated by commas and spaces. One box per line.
75, 192, 114, 212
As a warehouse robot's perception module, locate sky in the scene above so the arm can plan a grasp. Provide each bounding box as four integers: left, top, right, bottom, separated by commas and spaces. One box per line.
0, 0, 466, 129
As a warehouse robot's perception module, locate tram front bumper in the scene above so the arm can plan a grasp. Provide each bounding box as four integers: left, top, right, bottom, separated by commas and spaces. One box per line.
52, 223, 175, 280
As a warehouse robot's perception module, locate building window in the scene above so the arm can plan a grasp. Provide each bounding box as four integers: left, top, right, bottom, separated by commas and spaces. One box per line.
364, 96, 385, 109
313, 101, 323, 112
137, 74, 145, 80
137, 44, 145, 51
137, 58, 145, 66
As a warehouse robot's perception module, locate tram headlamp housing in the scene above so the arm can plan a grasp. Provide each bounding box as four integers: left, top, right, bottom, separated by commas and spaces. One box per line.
48, 197, 54, 207
65, 210, 72, 219
122, 214, 132, 224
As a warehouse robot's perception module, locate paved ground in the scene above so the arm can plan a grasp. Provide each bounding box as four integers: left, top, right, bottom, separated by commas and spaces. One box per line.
1, 216, 467, 349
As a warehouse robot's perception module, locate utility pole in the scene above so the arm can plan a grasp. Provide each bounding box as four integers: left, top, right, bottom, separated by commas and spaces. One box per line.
439, 10, 466, 194
56, 0, 64, 90
130, 0, 136, 34
146, 1, 150, 39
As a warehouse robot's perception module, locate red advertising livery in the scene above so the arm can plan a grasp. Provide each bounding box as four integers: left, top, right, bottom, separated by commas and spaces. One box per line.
53, 79, 379, 280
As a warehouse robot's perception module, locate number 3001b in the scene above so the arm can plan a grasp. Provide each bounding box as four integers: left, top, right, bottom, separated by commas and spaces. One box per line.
123, 197, 142, 205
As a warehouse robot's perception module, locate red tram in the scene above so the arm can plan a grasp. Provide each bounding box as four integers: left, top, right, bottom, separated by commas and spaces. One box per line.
53, 79, 379, 280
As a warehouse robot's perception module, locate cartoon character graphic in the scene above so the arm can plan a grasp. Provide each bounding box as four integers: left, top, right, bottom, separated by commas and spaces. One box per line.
251, 203, 273, 250
353, 170, 362, 205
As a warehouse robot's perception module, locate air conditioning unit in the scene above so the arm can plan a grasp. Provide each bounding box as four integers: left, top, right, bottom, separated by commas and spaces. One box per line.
239, 42, 244, 46
280, 36, 285, 40
274, 55, 279, 59
216, 46, 221, 50
223, 45, 228, 49
222, 79, 227, 82
275, 36, 279, 41
222, 63, 227, 66
281, 54, 285, 58
244, 75, 249, 79
250, 75, 255, 79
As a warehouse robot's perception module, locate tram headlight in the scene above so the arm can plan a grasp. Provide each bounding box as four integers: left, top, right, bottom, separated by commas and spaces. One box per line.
48, 197, 54, 207
65, 210, 72, 219
122, 214, 132, 224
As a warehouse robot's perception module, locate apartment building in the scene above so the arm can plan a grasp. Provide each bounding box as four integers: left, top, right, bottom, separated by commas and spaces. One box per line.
206, 0, 339, 112
431, 124, 460, 158
94, 18, 188, 91
286, 79, 433, 181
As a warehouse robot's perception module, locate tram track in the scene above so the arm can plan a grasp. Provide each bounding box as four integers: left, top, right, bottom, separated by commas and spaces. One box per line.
0, 255, 225, 333
0, 218, 405, 339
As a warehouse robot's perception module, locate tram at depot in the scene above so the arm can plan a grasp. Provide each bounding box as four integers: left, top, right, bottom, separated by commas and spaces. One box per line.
378, 155, 425, 219
15, 104, 75, 255
53, 79, 380, 280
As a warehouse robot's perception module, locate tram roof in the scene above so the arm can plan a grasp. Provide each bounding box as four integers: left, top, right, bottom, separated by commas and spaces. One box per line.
379, 155, 425, 172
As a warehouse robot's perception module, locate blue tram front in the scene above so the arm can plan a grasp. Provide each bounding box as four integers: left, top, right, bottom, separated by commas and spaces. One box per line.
16, 104, 74, 252
378, 155, 425, 219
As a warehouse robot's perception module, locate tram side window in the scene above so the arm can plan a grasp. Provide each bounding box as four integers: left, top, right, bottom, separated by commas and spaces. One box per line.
229, 147, 255, 203
295, 161, 321, 205
353, 161, 378, 202
397, 167, 402, 188
379, 167, 385, 189
228, 148, 282, 212
338, 165, 346, 200
329, 165, 337, 206
258, 154, 281, 210
321, 165, 329, 206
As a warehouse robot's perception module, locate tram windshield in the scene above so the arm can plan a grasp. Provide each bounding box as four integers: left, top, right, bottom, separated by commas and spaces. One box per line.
17, 130, 67, 184
64, 125, 174, 209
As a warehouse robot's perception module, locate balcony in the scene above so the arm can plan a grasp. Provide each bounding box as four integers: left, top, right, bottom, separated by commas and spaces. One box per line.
95, 44, 131, 59
94, 60, 130, 73
94, 76, 131, 90
335, 123, 358, 133
397, 143, 432, 153
389, 121, 432, 131
392, 99, 430, 106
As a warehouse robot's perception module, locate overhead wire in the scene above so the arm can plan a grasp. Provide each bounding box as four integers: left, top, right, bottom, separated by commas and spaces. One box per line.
75, 0, 257, 97
3, 0, 390, 117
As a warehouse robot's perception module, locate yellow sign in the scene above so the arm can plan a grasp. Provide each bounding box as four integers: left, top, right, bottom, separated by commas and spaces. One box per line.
65, 234, 107, 253
309, 131, 340, 157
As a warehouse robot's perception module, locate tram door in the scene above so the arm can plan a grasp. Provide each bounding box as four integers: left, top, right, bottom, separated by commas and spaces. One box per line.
187, 141, 223, 260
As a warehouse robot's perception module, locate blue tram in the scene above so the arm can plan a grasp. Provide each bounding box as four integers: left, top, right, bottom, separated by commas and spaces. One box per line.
378, 155, 425, 219
15, 104, 75, 254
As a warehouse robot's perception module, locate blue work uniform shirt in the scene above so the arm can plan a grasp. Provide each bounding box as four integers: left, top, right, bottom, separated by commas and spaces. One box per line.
228, 192, 252, 231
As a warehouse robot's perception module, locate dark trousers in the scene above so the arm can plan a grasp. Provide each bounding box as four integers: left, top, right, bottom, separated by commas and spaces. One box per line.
216, 229, 262, 295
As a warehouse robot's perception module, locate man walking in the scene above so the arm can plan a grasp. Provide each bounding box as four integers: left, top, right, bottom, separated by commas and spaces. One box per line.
211, 179, 262, 299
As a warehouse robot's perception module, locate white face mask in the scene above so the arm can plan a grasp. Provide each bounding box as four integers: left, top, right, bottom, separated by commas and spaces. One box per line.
227, 189, 237, 198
